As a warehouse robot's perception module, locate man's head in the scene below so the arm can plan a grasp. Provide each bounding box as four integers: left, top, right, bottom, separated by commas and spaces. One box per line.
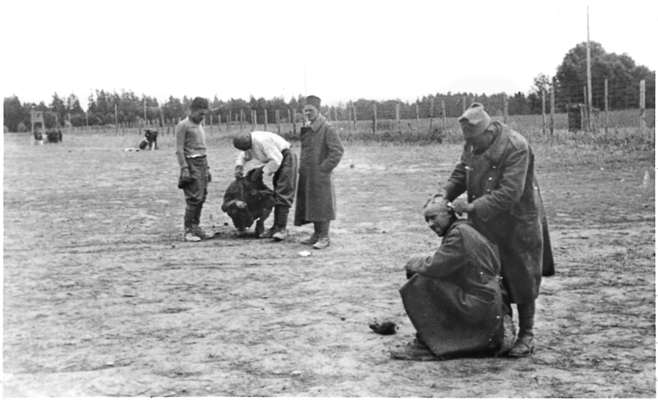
424, 199, 456, 237
189, 97, 209, 124
459, 103, 494, 151
303, 95, 322, 122
233, 132, 252, 151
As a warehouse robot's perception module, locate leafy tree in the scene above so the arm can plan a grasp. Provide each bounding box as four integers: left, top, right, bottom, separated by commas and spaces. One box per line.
3, 96, 25, 131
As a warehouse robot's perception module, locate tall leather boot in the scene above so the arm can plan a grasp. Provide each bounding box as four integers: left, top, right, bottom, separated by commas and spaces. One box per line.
272, 206, 289, 241
300, 222, 320, 245
313, 221, 331, 249
509, 301, 535, 357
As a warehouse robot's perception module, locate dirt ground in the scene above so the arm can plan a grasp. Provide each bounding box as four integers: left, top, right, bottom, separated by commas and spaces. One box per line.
3, 131, 655, 397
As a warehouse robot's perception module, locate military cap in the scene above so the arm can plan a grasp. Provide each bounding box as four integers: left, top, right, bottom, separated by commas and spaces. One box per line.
304, 95, 322, 110
458, 102, 492, 138
190, 97, 209, 111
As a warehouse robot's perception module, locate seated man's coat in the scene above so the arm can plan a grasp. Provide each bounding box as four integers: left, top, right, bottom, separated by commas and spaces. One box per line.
400, 220, 506, 358
221, 169, 275, 231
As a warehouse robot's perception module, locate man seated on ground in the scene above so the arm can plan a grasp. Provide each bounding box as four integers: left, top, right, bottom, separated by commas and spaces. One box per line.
391, 199, 515, 361
233, 131, 298, 241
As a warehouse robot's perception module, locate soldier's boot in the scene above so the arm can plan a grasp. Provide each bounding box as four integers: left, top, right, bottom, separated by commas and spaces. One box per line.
183, 205, 201, 242
272, 206, 290, 241
509, 302, 535, 357
255, 219, 265, 237
312, 221, 331, 249
300, 222, 320, 245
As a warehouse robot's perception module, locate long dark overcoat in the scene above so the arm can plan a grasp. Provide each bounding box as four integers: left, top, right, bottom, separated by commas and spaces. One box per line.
294, 115, 344, 225
444, 121, 554, 304
400, 220, 506, 357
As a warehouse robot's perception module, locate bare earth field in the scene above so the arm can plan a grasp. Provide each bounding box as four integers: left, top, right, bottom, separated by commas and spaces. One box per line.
3, 131, 655, 397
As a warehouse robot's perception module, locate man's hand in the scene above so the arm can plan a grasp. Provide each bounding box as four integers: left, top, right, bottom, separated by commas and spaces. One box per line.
452, 198, 474, 215
423, 191, 448, 209
178, 166, 194, 189
234, 165, 244, 179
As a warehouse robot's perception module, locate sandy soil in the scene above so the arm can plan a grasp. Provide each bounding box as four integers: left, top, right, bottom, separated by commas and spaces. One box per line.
3, 132, 655, 397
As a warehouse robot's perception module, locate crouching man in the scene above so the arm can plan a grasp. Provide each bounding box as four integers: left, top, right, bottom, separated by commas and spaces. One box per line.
391, 200, 515, 361
233, 131, 298, 241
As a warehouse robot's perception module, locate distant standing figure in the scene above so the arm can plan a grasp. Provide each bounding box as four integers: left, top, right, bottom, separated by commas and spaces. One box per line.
176, 97, 212, 242
233, 130, 298, 241
294, 95, 344, 249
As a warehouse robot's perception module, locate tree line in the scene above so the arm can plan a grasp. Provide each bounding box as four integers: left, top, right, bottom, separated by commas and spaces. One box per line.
3, 41, 655, 132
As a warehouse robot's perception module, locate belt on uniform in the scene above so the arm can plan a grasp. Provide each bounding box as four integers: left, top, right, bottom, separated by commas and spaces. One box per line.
186, 154, 206, 159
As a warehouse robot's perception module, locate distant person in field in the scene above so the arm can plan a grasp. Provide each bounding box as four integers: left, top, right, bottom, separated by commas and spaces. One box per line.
434, 102, 554, 357
391, 199, 515, 360
233, 131, 298, 241
176, 97, 213, 242
294, 95, 344, 249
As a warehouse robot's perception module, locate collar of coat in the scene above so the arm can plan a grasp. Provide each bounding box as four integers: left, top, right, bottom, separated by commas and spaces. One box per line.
310, 114, 327, 132
471, 121, 513, 164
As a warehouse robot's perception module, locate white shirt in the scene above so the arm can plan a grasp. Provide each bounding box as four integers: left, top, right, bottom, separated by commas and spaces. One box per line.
235, 131, 291, 177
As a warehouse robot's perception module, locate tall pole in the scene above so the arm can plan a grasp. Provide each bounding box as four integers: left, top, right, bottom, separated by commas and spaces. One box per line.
586, 6, 593, 132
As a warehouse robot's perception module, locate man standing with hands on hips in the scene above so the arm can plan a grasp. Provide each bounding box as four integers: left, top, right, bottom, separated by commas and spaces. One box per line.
294, 95, 344, 249
176, 97, 212, 242
435, 102, 554, 357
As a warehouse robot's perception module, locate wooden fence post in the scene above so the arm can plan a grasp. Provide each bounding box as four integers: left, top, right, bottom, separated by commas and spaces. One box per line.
582, 85, 588, 131
415, 102, 420, 124
503, 94, 509, 124
429, 96, 434, 133
290, 108, 296, 135
276, 109, 281, 134
550, 80, 556, 137
372, 103, 377, 135
441, 99, 447, 132
352, 104, 357, 130
114, 104, 118, 135
604, 79, 609, 134
395, 102, 401, 134
240, 109, 244, 130
462, 96, 467, 113
541, 89, 546, 136
639, 79, 646, 129
264, 109, 268, 131
251, 110, 257, 130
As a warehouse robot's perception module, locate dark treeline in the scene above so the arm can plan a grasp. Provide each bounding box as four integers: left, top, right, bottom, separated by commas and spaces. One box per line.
3, 41, 654, 132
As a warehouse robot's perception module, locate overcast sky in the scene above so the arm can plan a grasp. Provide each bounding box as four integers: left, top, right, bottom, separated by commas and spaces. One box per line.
1, 0, 656, 107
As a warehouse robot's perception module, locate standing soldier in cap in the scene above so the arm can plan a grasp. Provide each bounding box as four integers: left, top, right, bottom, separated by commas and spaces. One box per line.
176, 97, 212, 242
434, 103, 554, 357
233, 130, 298, 240
294, 95, 344, 249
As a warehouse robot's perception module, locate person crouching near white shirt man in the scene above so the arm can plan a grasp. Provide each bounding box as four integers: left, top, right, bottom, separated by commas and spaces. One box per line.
233, 131, 298, 241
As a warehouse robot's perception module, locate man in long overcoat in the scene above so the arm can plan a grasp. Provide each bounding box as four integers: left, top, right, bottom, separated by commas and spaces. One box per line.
294, 95, 344, 249
437, 103, 554, 357
391, 200, 515, 360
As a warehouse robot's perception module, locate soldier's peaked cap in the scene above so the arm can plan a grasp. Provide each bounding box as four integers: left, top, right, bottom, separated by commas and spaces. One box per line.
304, 95, 322, 110
458, 102, 492, 138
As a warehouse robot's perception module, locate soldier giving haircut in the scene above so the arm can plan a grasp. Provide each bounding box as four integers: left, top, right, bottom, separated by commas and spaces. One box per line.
176, 97, 212, 242
436, 103, 554, 357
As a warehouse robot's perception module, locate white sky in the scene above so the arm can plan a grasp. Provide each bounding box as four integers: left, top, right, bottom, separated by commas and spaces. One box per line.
1, 0, 656, 107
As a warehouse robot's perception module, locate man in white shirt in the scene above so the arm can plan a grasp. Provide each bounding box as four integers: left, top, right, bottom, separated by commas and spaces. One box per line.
233, 131, 298, 241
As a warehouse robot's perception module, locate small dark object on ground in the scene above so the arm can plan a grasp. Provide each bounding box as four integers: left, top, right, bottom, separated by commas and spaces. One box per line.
369, 320, 397, 335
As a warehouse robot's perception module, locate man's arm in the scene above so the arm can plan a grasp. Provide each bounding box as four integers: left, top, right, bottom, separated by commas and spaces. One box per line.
261, 140, 283, 177
470, 146, 530, 221
175, 123, 187, 168
410, 227, 465, 279
319, 126, 344, 172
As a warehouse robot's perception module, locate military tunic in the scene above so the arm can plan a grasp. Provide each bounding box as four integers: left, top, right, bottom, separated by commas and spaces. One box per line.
444, 121, 553, 303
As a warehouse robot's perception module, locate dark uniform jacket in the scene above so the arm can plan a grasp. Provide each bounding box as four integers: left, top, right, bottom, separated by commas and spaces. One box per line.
444, 121, 554, 303
400, 220, 506, 358
294, 115, 344, 225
